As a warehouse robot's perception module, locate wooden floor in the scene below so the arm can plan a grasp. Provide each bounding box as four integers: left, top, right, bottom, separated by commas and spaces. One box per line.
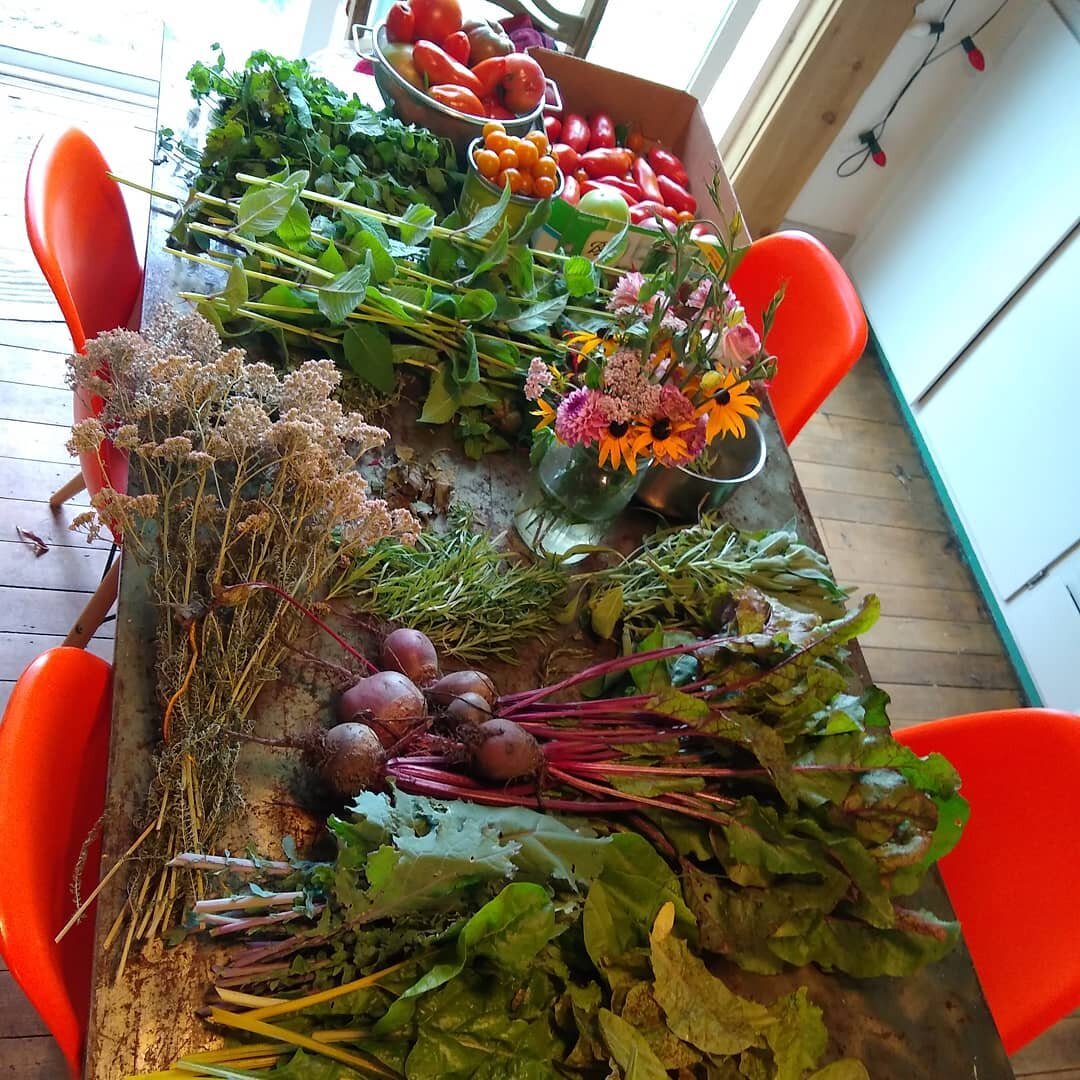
0, 64, 1076, 1080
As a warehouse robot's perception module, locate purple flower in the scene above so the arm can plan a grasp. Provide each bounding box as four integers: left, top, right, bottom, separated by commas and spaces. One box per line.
682, 416, 708, 459
722, 322, 761, 368
555, 388, 608, 447
524, 357, 553, 401
608, 271, 649, 314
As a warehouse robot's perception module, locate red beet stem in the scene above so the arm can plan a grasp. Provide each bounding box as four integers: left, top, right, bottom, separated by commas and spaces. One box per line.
231, 580, 378, 673
391, 772, 636, 813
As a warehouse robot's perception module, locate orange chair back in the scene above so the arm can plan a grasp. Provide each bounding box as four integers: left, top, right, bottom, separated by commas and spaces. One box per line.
894, 708, 1080, 1053
729, 230, 867, 443
25, 128, 140, 502
0, 648, 114, 1078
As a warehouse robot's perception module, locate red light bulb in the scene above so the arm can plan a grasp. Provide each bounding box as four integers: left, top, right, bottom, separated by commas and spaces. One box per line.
962, 36, 986, 71
871, 148, 887, 167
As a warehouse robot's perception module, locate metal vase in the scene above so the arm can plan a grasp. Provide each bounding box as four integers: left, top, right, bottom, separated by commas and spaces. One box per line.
635, 418, 767, 521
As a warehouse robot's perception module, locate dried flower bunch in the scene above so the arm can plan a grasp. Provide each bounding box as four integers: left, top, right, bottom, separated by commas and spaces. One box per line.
67, 307, 418, 957
526, 217, 780, 475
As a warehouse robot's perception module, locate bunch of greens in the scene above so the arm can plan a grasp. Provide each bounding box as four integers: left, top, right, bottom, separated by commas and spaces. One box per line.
161, 47, 461, 247
165, 794, 868, 1079
331, 509, 568, 661
577, 518, 850, 640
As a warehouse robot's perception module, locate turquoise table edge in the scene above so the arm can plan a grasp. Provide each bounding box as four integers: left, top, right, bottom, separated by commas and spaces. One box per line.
868, 323, 1041, 708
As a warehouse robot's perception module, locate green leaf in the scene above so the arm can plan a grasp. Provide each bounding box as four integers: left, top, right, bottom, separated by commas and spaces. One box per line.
506, 293, 569, 333
233, 171, 307, 235
588, 586, 623, 639
365, 286, 415, 322
649, 907, 773, 1055
275, 200, 312, 248
448, 331, 480, 389
457, 289, 498, 323
399, 202, 437, 244
510, 197, 552, 244
506, 246, 536, 296
350, 228, 396, 283
564, 255, 599, 298
343, 323, 395, 393
286, 82, 313, 129
260, 283, 316, 310
460, 222, 509, 284
317, 241, 348, 275
221, 257, 248, 315
597, 1010, 669, 1080
419, 369, 460, 424
316, 259, 371, 324
628, 626, 671, 694
455, 178, 512, 240
765, 988, 828, 1080
594, 218, 629, 265
808, 1061, 871, 1080
484, 807, 609, 890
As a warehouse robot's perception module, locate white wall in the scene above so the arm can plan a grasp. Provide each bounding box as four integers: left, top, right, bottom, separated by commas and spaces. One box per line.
784, 0, 1039, 243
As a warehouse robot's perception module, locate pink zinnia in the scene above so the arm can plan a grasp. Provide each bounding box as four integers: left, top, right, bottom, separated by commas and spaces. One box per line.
657, 384, 695, 423
608, 271, 648, 314
555, 388, 607, 447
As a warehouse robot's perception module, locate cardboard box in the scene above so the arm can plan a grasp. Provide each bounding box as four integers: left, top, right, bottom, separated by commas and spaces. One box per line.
528, 48, 747, 267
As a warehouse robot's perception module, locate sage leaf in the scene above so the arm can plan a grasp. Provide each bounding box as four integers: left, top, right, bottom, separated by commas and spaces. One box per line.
343, 323, 395, 393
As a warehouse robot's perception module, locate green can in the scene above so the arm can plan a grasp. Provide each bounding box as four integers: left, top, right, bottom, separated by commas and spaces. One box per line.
458, 137, 563, 237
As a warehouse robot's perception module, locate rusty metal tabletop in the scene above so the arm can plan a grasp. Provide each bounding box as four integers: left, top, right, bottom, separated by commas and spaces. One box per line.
81, 20, 1014, 1080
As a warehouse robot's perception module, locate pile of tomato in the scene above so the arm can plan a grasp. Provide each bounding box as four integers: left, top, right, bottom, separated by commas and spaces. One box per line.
471, 122, 559, 198
543, 112, 697, 229
384, 0, 547, 120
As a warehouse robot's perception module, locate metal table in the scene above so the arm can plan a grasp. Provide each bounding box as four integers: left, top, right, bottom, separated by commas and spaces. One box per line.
81, 22, 1014, 1080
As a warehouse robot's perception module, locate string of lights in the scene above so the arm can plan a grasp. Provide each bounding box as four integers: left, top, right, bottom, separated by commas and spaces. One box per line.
836, 0, 1011, 178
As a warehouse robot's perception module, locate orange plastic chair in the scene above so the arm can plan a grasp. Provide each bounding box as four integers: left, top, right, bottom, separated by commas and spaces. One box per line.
894, 708, 1080, 1054
25, 126, 140, 507
0, 648, 113, 1078
729, 230, 867, 443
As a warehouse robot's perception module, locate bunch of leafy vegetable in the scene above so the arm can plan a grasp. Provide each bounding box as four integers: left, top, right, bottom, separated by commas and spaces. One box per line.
331, 509, 568, 661
167, 794, 869, 1078
161, 47, 461, 248
577, 518, 850, 641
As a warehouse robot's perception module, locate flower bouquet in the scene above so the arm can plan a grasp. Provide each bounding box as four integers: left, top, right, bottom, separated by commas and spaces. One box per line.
515, 215, 779, 556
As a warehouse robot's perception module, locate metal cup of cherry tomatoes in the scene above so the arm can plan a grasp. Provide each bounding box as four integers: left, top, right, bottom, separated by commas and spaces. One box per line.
459, 124, 564, 235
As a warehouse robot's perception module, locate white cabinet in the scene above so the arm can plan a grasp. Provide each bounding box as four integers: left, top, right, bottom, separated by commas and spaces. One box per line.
846, 1, 1080, 402
917, 230, 1080, 601
1003, 545, 1080, 711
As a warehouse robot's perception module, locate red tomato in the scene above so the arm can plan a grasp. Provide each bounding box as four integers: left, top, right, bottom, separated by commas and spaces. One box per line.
550, 142, 579, 173
386, 1, 415, 43
482, 97, 516, 120
588, 113, 615, 150
428, 84, 485, 116
501, 53, 546, 114
561, 113, 590, 152
579, 148, 633, 179
471, 56, 508, 97
631, 157, 662, 203
647, 146, 690, 188
410, 0, 461, 42
413, 40, 481, 95
561, 174, 581, 205
442, 30, 470, 64
544, 115, 562, 143
630, 200, 677, 224
656, 174, 696, 214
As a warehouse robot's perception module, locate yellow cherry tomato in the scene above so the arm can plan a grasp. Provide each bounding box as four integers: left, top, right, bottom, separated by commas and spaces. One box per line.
532, 174, 556, 198
525, 130, 549, 157
533, 156, 557, 181
473, 147, 500, 179
498, 147, 519, 171
498, 167, 525, 194
515, 140, 539, 170
482, 120, 506, 139
485, 131, 511, 154
517, 171, 534, 197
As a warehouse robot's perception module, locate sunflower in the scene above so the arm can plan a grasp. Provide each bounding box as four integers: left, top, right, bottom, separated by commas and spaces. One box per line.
598, 419, 643, 474
631, 414, 700, 467
699, 369, 760, 441
531, 397, 557, 431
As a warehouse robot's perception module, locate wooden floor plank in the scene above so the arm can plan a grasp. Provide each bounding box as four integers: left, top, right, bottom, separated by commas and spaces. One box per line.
826, 543, 974, 592
799, 411, 918, 453
793, 459, 936, 503
882, 683, 1023, 725
0, 538, 109, 592
862, 646, 1018, 689
0, 318, 72, 352
818, 374, 900, 424
861, 615, 1006, 655
790, 431, 927, 477
0, 584, 115, 637
0, 343, 69, 388
0, 497, 108, 548
0, 631, 114, 680
0, 380, 72, 425
1011, 1016, 1080, 1077
0, 417, 74, 464
0, 1035, 66, 1078
0, 972, 49, 1037
805, 487, 947, 532
0, 457, 88, 504
846, 582, 990, 623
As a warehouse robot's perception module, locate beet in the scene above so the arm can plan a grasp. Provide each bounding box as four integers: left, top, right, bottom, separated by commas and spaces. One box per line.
427, 670, 497, 708
445, 691, 493, 729
338, 670, 427, 744
380, 628, 439, 687
319, 723, 386, 800
470, 718, 542, 782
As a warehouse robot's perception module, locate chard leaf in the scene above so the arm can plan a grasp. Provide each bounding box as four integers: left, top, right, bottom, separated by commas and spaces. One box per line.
488, 807, 609, 890
628, 626, 671, 693
343, 323, 395, 393
316, 258, 371, 324
597, 1009, 669, 1080
808, 1061, 871, 1079
765, 987, 828, 1080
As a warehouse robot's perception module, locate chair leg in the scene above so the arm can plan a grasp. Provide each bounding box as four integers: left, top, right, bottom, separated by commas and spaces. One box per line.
50, 471, 87, 509
63, 559, 121, 648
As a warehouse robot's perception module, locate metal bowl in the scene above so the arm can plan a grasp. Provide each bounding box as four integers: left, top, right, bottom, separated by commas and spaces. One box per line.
635, 418, 767, 521
367, 25, 547, 159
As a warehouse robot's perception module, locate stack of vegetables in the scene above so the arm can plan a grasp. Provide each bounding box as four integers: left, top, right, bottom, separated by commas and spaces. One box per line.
383, 0, 548, 119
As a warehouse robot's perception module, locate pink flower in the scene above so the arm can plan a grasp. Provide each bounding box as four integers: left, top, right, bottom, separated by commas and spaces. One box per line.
657, 384, 695, 423
687, 279, 712, 309
722, 322, 761, 368
524, 357, 553, 401
608, 271, 647, 314
555, 388, 607, 447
